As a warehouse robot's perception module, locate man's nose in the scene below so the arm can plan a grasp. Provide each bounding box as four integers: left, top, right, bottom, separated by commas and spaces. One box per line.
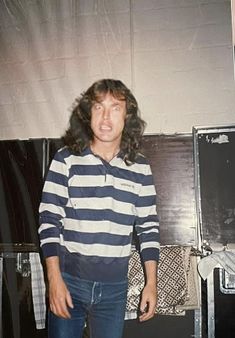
103, 108, 110, 120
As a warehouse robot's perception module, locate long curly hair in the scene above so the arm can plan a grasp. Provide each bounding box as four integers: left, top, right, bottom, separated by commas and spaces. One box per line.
62, 79, 146, 164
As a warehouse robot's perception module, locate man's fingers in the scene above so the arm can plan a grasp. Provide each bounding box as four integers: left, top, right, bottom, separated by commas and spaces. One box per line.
50, 297, 71, 319
139, 304, 155, 322
66, 292, 74, 309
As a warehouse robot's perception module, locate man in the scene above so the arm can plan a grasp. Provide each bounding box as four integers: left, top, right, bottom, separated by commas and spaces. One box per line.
38, 79, 160, 338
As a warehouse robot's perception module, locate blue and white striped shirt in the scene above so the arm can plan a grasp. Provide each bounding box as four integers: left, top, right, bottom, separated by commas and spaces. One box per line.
38, 147, 160, 282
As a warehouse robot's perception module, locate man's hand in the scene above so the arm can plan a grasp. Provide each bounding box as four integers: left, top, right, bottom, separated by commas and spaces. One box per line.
139, 283, 157, 322
48, 274, 73, 318
46, 256, 74, 319
139, 260, 158, 322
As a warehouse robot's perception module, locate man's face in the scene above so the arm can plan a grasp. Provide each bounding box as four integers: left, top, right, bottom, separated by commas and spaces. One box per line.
91, 92, 126, 147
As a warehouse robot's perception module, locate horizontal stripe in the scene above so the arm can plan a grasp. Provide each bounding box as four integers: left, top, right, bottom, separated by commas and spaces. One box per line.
138, 185, 156, 197
69, 175, 105, 187
64, 219, 132, 236
136, 194, 156, 207
40, 237, 61, 246
68, 166, 147, 185
138, 232, 160, 245
135, 221, 159, 229
63, 230, 131, 246
66, 153, 101, 166
140, 175, 155, 186
110, 156, 152, 175
70, 164, 105, 176
39, 226, 61, 240
50, 159, 68, 175
39, 202, 66, 218
136, 205, 157, 218
140, 241, 160, 251
140, 228, 159, 235
39, 215, 63, 227
46, 171, 68, 186
69, 186, 137, 203
43, 181, 68, 198
65, 208, 135, 225
65, 241, 131, 258
68, 173, 144, 189
136, 215, 159, 226
41, 192, 68, 208
38, 223, 57, 233
70, 197, 135, 215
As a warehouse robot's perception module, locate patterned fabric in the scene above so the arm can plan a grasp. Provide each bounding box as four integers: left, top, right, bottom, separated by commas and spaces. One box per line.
126, 246, 193, 315
157, 245, 191, 315
176, 255, 200, 311
29, 253, 46, 329
126, 250, 144, 312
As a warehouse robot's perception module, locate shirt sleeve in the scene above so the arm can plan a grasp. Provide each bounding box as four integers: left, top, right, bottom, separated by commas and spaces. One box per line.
38, 149, 69, 258
135, 164, 160, 262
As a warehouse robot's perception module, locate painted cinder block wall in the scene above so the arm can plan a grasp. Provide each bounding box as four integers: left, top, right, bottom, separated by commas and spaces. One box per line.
0, 0, 234, 140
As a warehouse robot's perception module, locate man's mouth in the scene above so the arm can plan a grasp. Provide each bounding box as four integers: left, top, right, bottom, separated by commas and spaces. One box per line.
100, 125, 112, 131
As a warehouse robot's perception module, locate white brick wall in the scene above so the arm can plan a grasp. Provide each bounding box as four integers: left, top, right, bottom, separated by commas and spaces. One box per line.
0, 0, 234, 139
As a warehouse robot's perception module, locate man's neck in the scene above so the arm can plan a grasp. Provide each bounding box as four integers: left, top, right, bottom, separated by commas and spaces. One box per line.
90, 142, 120, 162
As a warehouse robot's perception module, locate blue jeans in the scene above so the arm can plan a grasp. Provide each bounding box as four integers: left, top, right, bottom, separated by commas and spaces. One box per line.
48, 273, 128, 338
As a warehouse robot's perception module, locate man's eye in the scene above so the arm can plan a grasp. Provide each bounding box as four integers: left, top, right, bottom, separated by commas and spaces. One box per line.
113, 106, 121, 111
94, 104, 102, 110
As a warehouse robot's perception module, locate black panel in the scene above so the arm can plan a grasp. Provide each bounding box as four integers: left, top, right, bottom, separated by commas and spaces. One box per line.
46, 138, 64, 167
142, 135, 196, 246
123, 311, 194, 338
195, 127, 235, 246
0, 139, 44, 251
214, 269, 235, 338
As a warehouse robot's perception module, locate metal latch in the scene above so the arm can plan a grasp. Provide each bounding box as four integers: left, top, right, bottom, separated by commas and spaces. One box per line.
16, 252, 31, 277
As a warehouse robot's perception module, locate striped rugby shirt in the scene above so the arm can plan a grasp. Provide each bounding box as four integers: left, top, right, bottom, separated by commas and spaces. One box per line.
38, 147, 160, 282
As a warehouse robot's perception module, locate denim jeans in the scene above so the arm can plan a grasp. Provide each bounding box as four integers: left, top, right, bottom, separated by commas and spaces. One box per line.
48, 273, 128, 338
